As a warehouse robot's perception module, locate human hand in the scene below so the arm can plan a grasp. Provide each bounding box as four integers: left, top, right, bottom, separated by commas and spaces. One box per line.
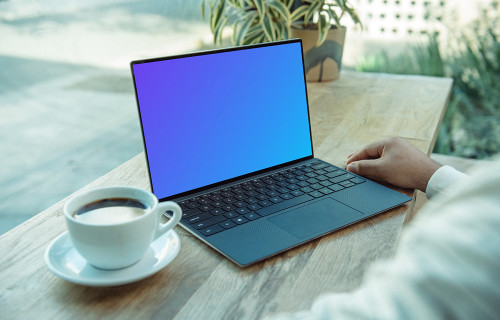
346, 137, 441, 192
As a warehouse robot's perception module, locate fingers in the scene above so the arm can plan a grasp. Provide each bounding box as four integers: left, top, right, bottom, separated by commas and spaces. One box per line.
346, 140, 385, 164
346, 158, 386, 180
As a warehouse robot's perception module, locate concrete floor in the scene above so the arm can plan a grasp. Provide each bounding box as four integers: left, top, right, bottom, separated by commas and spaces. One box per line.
0, 0, 210, 235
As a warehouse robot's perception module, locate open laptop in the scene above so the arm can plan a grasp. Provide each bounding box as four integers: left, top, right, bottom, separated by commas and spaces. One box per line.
130, 39, 411, 267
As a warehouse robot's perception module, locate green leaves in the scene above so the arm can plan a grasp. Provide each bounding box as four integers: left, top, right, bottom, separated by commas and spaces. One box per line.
317, 12, 331, 46
290, 5, 308, 23
202, 0, 362, 47
253, 0, 265, 20
304, 0, 323, 26
235, 11, 258, 45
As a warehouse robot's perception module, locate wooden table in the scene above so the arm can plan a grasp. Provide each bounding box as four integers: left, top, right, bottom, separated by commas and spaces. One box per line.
0, 71, 452, 320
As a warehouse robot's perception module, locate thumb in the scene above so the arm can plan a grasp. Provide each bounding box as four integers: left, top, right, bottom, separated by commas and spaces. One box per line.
346, 159, 384, 179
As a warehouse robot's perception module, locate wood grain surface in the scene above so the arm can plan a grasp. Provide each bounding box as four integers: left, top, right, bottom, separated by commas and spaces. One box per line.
0, 71, 452, 320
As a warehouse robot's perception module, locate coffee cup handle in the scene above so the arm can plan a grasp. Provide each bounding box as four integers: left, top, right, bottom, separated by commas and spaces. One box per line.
156, 201, 182, 238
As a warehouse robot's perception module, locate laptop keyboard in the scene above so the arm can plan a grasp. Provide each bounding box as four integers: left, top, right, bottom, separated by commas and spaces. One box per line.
173, 160, 366, 237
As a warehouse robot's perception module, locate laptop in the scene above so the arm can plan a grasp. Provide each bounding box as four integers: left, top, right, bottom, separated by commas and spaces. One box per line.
130, 39, 412, 267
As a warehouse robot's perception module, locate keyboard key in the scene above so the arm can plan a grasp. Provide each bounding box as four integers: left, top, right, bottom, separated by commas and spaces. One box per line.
316, 175, 328, 181
293, 169, 305, 176
329, 184, 344, 191
263, 178, 275, 185
231, 188, 246, 195
311, 163, 329, 170
248, 203, 262, 211
267, 190, 279, 197
307, 178, 319, 184
305, 172, 318, 178
200, 225, 224, 236
220, 191, 234, 198
234, 194, 246, 201
199, 204, 213, 212
258, 200, 272, 207
220, 220, 236, 229
277, 181, 289, 187
224, 211, 239, 219
232, 201, 245, 208
272, 175, 285, 182
319, 187, 334, 195
255, 187, 270, 194
280, 193, 294, 200
232, 216, 249, 225
309, 191, 323, 198
212, 201, 224, 207
300, 186, 314, 193
310, 183, 323, 190
340, 181, 355, 188
287, 184, 300, 190
245, 197, 259, 204
223, 197, 237, 204
324, 166, 337, 172
186, 202, 200, 209
236, 207, 251, 215
208, 194, 222, 201
256, 194, 314, 217
252, 181, 265, 188
193, 215, 226, 229
319, 180, 333, 187
297, 181, 309, 187
244, 212, 261, 220
296, 175, 308, 181
222, 204, 235, 211
326, 170, 344, 178
187, 212, 213, 224
330, 173, 356, 183
350, 177, 366, 184
242, 184, 255, 191
269, 197, 283, 204
245, 190, 260, 197
290, 190, 304, 197
277, 187, 290, 193
210, 208, 225, 215
198, 199, 210, 205
256, 194, 268, 200
181, 207, 202, 219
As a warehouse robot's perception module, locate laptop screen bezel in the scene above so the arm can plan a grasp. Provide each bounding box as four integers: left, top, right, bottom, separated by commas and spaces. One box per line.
130, 39, 315, 202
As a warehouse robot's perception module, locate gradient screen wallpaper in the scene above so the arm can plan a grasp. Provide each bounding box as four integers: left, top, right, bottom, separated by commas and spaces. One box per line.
132, 41, 313, 200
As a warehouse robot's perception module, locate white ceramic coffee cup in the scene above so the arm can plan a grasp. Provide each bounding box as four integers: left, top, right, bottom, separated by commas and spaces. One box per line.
63, 186, 181, 270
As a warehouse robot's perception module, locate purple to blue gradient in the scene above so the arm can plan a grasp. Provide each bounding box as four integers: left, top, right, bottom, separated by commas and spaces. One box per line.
133, 42, 312, 199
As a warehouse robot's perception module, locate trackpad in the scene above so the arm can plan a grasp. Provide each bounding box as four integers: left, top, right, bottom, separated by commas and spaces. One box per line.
268, 198, 364, 239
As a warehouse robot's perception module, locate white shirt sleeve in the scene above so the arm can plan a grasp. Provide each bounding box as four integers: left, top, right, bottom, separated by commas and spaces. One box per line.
425, 165, 468, 199
266, 158, 500, 320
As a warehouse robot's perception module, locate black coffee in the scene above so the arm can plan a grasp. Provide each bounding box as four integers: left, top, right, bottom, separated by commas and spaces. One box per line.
74, 198, 148, 225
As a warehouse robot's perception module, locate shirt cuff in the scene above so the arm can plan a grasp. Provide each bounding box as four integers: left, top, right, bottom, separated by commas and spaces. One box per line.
425, 165, 467, 199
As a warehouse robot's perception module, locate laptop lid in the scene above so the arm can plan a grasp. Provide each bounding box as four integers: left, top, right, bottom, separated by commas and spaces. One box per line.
131, 39, 313, 201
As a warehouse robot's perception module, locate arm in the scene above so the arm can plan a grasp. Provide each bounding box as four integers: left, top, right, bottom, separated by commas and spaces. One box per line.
267, 149, 500, 320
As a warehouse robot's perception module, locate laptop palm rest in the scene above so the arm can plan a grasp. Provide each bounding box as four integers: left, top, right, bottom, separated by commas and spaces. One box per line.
268, 198, 364, 239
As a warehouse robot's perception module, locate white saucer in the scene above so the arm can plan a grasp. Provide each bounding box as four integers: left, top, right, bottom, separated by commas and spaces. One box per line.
45, 230, 180, 287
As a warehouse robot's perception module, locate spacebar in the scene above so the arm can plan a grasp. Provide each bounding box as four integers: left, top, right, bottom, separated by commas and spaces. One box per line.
256, 194, 314, 217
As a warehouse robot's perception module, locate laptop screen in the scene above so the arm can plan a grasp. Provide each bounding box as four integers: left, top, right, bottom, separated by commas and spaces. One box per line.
132, 40, 313, 200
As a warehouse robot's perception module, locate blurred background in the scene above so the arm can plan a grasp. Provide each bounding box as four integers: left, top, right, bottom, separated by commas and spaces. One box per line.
1, 0, 499, 235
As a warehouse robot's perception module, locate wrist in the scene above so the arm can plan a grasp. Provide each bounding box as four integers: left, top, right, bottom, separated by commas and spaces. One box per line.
417, 160, 442, 192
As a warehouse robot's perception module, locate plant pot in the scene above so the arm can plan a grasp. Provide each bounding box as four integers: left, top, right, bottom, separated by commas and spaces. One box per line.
291, 26, 346, 82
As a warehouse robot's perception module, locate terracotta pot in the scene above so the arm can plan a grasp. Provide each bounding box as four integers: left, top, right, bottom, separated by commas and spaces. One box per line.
291, 26, 346, 82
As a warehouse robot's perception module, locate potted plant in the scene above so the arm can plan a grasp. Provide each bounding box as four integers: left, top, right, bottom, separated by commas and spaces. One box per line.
201, 0, 362, 81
